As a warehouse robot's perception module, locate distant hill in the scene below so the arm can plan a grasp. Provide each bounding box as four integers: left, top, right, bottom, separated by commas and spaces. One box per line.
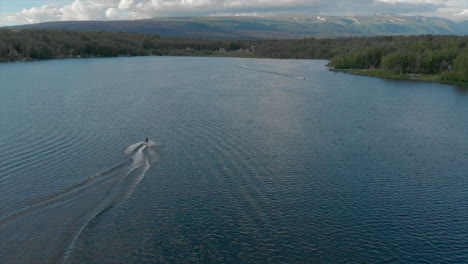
6, 15, 467, 39
454, 20, 468, 35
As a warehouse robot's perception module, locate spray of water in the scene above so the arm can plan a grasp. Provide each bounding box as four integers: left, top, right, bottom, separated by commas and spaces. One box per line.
0, 141, 159, 264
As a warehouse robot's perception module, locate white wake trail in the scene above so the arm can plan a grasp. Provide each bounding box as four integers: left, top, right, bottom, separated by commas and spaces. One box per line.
239, 65, 306, 80
0, 141, 159, 264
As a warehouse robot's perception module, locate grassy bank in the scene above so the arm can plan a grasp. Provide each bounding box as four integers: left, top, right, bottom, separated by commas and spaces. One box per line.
334, 69, 468, 86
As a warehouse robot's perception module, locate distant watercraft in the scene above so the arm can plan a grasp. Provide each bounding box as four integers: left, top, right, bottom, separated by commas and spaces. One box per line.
142, 137, 149, 145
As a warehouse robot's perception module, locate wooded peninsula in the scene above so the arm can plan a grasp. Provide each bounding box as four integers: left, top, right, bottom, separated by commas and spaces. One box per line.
1, 29, 467, 85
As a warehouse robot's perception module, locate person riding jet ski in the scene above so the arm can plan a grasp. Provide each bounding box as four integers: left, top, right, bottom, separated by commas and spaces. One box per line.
142, 137, 149, 146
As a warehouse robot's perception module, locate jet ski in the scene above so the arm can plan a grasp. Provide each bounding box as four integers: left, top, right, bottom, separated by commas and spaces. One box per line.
142, 137, 149, 146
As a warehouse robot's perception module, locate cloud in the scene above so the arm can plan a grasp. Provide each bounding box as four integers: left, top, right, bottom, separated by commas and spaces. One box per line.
209, 12, 260, 17
376, 0, 444, 3
105, 7, 122, 19
62, 0, 109, 20
3, 4, 62, 24
456, 9, 468, 16
118, 0, 134, 9
2, 1, 113, 24
1, 0, 467, 25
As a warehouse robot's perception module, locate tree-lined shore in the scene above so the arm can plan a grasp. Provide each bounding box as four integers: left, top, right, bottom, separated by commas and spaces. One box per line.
0, 29, 466, 85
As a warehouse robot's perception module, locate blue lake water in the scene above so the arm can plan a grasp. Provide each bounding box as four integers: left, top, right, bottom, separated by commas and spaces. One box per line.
0, 57, 467, 263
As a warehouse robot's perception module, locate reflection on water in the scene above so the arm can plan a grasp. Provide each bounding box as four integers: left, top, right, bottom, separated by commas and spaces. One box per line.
455, 85, 468, 94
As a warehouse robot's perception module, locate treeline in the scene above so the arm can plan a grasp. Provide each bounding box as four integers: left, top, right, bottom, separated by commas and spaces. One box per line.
0, 29, 253, 60
0, 29, 466, 83
329, 35, 468, 83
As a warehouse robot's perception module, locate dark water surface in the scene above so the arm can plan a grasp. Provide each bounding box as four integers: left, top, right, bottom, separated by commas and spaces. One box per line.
0, 57, 467, 263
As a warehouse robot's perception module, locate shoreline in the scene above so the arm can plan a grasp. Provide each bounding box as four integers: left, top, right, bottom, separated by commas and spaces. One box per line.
2, 54, 466, 86
332, 68, 468, 86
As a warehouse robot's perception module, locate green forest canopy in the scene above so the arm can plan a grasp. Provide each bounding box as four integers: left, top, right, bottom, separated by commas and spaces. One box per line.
0, 29, 467, 83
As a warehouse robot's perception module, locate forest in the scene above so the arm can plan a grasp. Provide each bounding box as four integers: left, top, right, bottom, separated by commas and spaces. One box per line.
0, 29, 466, 84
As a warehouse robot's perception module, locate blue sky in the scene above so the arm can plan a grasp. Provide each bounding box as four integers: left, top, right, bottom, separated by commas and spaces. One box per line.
1, 0, 467, 25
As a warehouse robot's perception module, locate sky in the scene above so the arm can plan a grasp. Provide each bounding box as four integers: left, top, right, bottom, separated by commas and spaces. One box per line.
0, 0, 467, 25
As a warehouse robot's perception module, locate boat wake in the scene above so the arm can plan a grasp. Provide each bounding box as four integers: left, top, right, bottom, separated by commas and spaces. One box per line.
239, 65, 306, 80
0, 141, 159, 264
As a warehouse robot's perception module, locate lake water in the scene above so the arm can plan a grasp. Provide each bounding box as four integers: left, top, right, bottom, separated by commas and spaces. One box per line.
0, 57, 467, 263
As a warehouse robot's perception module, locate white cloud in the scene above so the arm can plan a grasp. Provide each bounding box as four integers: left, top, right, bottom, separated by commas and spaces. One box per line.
105, 7, 121, 19
2, 1, 111, 24
118, 0, 134, 9
456, 9, 468, 16
1, 0, 467, 25
222, 0, 309, 8
376, 0, 445, 3
62, 0, 107, 20
3, 4, 62, 24
209, 12, 260, 17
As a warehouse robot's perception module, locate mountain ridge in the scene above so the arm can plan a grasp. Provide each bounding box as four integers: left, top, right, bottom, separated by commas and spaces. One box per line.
5, 15, 467, 39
